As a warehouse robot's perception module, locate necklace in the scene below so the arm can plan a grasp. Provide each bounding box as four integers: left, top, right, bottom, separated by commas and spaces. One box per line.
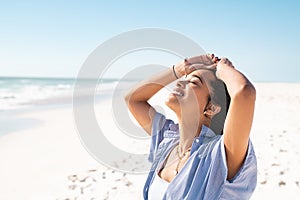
174, 145, 191, 175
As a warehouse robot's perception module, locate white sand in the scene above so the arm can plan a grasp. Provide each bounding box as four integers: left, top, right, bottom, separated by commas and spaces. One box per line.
0, 83, 299, 199
250, 83, 300, 199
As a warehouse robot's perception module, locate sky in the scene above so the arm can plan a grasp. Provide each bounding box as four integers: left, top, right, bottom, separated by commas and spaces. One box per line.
0, 0, 299, 82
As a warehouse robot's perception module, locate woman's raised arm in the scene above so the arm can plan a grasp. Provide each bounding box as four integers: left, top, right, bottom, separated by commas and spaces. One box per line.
124, 62, 185, 135
216, 58, 256, 180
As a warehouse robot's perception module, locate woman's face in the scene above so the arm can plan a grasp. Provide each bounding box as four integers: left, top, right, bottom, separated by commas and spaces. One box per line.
165, 69, 216, 118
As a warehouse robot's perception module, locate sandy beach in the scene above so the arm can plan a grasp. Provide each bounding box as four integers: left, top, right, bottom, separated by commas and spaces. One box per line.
0, 83, 300, 199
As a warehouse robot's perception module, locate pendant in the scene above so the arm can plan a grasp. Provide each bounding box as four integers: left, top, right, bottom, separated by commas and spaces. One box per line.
174, 170, 178, 175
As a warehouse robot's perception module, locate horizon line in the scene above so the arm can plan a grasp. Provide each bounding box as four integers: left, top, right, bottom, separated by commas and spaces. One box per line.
0, 75, 299, 83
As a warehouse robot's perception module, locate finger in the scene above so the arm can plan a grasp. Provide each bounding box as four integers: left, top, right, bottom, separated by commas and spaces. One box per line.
207, 54, 216, 64
212, 56, 217, 62
219, 58, 227, 63
207, 54, 214, 60
184, 58, 192, 66
206, 63, 218, 69
218, 58, 235, 68
190, 63, 217, 70
190, 63, 204, 69
213, 56, 221, 63
223, 58, 229, 62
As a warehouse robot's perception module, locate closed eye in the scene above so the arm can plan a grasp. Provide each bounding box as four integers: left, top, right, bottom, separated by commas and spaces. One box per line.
188, 77, 201, 86
191, 75, 204, 85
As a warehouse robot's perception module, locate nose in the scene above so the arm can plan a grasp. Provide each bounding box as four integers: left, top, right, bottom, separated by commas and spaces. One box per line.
176, 80, 188, 88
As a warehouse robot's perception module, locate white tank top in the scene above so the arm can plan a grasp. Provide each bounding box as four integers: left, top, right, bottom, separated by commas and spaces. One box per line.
148, 173, 170, 200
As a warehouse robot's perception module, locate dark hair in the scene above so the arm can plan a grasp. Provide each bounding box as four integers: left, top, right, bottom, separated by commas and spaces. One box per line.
208, 80, 231, 135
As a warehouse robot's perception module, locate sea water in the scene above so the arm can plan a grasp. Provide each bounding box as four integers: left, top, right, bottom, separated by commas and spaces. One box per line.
0, 76, 132, 111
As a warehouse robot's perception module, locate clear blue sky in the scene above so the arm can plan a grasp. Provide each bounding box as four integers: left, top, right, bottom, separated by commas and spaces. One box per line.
0, 0, 299, 82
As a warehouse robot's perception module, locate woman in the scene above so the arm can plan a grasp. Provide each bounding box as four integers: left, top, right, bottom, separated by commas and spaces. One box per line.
125, 54, 257, 199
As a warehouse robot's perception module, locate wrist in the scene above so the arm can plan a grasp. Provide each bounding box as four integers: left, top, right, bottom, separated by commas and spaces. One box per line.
173, 61, 186, 78
172, 65, 180, 79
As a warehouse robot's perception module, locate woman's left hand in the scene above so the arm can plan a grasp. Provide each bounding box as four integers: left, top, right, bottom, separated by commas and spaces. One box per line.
174, 54, 220, 77
185, 54, 220, 73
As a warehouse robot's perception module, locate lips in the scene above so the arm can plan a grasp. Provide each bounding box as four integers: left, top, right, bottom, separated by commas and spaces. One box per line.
172, 88, 184, 97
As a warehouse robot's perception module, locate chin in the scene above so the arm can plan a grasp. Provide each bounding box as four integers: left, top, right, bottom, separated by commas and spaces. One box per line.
165, 96, 179, 113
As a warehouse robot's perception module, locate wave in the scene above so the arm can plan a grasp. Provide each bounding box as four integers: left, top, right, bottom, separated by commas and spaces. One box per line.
0, 77, 136, 111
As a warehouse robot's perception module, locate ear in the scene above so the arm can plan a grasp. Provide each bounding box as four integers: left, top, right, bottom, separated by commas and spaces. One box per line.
204, 103, 221, 118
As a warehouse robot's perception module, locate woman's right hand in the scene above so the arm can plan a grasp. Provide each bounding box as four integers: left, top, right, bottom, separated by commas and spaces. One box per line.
174, 54, 220, 77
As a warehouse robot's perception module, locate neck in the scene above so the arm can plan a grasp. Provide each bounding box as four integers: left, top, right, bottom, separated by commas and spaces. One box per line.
177, 115, 209, 152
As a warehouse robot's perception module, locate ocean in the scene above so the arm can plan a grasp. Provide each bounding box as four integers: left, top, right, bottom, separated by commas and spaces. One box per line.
0, 76, 128, 111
